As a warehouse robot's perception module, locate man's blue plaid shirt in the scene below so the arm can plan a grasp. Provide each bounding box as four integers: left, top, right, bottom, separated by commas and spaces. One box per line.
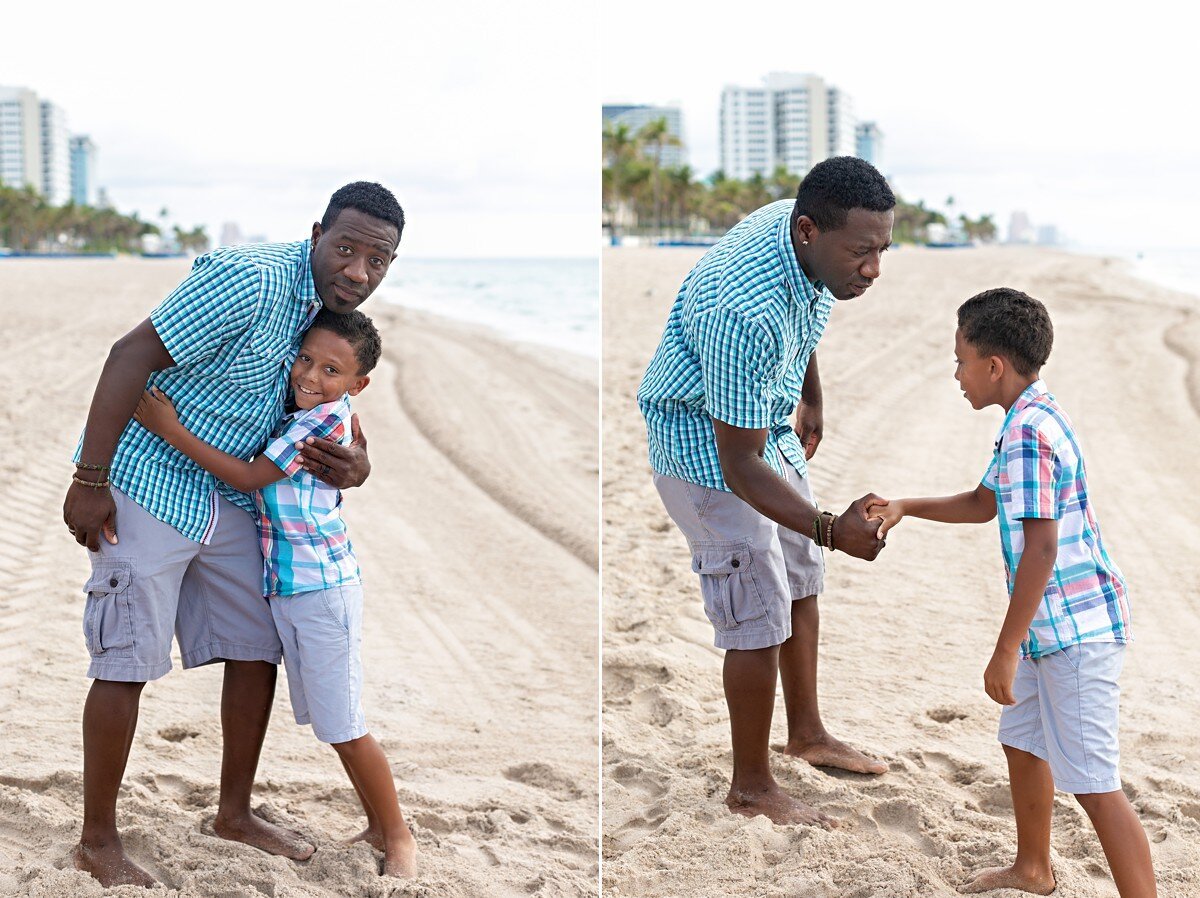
637, 200, 835, 489
75, 241, 321, 542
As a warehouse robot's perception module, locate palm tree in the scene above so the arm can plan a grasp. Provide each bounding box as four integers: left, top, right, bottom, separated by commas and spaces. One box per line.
602, 122, 639, 237
636, 116, 682, 233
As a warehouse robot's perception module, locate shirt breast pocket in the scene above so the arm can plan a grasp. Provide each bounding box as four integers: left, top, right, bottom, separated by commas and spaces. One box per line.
226, 328, 292, 393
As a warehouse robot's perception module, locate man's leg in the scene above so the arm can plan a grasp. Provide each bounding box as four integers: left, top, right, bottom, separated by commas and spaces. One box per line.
779, 596, 887, 774
211, 660, 314, 860
73, 679, 156, 888
724, 644, 836, 827
960, 745, 1056, 895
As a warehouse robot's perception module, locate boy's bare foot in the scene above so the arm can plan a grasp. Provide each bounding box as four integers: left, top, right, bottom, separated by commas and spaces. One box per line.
959, 864, 1056, 895
784, 734, 888, 775
382, 833, 418, 878
344, 826, 385, 852
726, 783, 839, 828
213, 811, 315, 860
73, 841, 157, 889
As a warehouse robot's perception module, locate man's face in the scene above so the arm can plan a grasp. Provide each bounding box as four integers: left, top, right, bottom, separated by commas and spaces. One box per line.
310, 208, 399, 314
794, 208, 893, 301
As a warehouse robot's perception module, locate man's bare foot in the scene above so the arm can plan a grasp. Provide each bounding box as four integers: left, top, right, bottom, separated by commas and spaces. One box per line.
213, 811, 315, 860
726, 782, 839, 828
73, 841, 157, 889
382, 833, 418, 878
959, 864, 1056, 895
344, 826, 385, 852
784, 734, 888, 775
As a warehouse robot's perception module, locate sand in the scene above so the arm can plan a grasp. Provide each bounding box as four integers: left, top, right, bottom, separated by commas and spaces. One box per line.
0, 258, 599, 897
602, 245, 1200, 897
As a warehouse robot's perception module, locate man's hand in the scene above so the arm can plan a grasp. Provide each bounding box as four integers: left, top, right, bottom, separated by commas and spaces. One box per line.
867, 498, 904, 539
795, 400, 823, 460
133, 387, 181, 439
296, 414, 370, 488
830, 493, 888, 561
983, 648, 1019, 705
63, 482, 118, 551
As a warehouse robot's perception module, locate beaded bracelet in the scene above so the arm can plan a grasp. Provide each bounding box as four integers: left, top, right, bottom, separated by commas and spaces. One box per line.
75, 462, 111, 472
824, 512, 838, 552
72, 474, 111, 489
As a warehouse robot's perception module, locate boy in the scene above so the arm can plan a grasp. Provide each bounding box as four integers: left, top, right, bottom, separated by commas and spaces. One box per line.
134, 309, 417, 878
869, 288, 1155, 897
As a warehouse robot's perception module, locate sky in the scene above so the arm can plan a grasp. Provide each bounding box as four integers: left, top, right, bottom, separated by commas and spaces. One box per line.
3, 0, 598, 258
602, 0, 1200, 251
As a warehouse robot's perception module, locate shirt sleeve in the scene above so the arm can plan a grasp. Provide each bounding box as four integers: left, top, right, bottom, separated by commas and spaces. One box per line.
694, 306, 777, 429
150, 253, 262, 366
981, 450, 1000, 491
1002, 422, 1061, 519
261, 405, 348, 479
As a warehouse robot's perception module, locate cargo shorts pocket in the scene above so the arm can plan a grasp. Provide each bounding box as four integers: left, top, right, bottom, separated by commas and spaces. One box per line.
691, 541, 767, 631
82, 561, 136, 656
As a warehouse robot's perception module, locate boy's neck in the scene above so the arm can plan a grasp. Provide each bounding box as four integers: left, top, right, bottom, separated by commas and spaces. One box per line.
998, 373, 1041, 412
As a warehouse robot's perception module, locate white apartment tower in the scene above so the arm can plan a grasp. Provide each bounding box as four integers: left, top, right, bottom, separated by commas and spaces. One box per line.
40, 100, 70, 205
0, 86, 43, 193
719, 73, 857, 180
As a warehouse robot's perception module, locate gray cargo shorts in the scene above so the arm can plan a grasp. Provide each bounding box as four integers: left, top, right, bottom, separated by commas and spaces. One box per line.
654, 459, 824, 651
82, 487, 283, 682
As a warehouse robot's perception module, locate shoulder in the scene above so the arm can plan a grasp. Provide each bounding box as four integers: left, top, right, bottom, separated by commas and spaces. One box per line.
687, 202, 792, 321
292, 396, 351, 439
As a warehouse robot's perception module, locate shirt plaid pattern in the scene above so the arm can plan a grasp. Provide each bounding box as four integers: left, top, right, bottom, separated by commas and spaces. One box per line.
982, 380, 1131, 659
75, 241, 321, 543
257, 395, 360, 597
638, 200, 834, 489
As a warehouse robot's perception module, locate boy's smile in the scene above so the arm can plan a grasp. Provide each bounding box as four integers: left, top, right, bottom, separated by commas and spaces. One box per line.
291, 327, 369, 410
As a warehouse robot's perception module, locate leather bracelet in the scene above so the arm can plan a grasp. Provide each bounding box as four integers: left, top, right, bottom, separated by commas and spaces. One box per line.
75, 462, 111, 472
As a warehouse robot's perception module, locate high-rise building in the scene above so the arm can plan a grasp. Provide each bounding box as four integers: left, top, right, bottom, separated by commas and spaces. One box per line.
70, 135, 97, 206
719, 73, 857, 180
0, 86, 42, 193
855, 122, 883, 170
40, 100, 70, 205
602, 104, 685, 168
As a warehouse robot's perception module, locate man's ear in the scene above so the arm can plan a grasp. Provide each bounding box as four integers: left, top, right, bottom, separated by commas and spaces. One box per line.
348, 375, 370, 396
311, 221, 323, 243
793, 214, 819, 245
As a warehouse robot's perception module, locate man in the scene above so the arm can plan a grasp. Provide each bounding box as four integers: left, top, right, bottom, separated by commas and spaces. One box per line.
62, 181, 404, 887
637, 156, 894, 826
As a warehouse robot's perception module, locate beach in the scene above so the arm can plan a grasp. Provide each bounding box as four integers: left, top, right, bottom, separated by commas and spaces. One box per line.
602, 245, 1200, 897
0, 258, 599, 897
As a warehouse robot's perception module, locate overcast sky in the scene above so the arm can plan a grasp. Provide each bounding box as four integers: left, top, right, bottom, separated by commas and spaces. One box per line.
603, 0, 1200, 250
4, 0, 598, 258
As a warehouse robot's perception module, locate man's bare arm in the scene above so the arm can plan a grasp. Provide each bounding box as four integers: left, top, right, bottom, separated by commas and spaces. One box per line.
713, 418, 885, 561
63, 319, 175, 550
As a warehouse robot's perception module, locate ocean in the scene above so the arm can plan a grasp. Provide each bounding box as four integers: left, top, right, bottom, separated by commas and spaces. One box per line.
375, 257, 599, 358
1068, 244, 1200, 302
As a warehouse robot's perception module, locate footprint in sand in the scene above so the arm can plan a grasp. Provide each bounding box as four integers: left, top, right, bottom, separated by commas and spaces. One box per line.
503, 762, 585, 801
606, 763, 670, 851
871, 798, 940, 856
926, 706, 969, 723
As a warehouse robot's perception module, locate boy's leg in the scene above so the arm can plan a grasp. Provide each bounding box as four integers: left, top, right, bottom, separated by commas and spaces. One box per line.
338, 754, 383, 849
332, 734, 417, 876
776, 464, 885, 775
74, 679, 155, 888
1073, 791, 1156, 898
960, 745, 1056, 895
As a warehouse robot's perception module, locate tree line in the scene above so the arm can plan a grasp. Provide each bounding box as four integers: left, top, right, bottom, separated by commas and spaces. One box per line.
603, 118, 997, 244
0, 184, 210, 254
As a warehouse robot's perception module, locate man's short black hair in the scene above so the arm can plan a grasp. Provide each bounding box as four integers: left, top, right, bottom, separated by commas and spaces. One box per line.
308, 308, 383, 375
321, 181, 405, 247
957, 288, 1053, 377
792, 156, 895, 231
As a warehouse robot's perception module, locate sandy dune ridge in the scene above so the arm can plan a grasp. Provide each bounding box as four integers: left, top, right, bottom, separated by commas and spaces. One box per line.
602, 246, 1200, 897
0, 258, 599, 897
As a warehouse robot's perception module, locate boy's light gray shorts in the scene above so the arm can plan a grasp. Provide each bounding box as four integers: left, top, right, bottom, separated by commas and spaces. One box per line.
82, 488, 282, 682
270, 585, 367, 744
653, 459, 824, 651
998, 641, 1126, 794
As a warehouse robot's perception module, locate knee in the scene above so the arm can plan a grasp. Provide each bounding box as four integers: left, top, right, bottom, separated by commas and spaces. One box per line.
331, 734, 369, 757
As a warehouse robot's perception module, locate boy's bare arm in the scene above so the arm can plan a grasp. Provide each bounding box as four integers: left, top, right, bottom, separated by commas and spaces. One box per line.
983, 516, 1059, 705
134, 389, 284, 493
869, 482, 996, 537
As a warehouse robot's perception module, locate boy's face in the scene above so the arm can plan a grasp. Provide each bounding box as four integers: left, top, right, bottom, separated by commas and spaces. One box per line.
954, 328, 999, 410
291, 327, 370, 410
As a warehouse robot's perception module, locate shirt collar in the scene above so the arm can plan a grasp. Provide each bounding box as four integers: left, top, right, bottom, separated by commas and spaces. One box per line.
300, 239, 321, 321
994, 379, 1049, 449
774, 207, 825, 307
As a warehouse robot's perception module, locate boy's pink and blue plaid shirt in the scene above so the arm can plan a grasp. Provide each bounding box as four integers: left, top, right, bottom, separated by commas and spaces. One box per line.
256, 395, 360, 598
981, 380, 1131, 659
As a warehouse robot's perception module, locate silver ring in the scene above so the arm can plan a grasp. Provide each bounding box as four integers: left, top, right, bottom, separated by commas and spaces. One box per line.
322, 464, 331, 475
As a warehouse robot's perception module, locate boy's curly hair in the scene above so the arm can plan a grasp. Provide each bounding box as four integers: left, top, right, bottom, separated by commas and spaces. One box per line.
957, 288, 1053, 376
308, 308, 383, 375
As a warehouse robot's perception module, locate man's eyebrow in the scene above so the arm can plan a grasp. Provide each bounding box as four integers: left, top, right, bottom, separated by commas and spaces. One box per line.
334, 230, 394, 254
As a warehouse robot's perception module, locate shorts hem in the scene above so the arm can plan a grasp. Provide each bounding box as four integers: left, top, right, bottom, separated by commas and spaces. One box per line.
87, 657, 172, 682
1058, 776, 1122, 795
998, 734, 1049, 762
715, 625, 791, 651
181, 642, 283, 669
790, 580, 823, 599
314, 724, 368, 745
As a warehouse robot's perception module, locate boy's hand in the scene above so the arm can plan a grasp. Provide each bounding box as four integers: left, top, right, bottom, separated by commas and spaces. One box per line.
867, 498, 903, 538
983, 648, 1018, 705
133, 387, 180, 439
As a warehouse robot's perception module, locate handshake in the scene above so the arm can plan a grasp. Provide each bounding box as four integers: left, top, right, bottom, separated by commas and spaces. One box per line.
825, 494, 904, 561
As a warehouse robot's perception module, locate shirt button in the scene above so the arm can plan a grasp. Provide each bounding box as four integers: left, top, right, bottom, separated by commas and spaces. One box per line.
109, 577, 119, 588
731, 558, 740, 568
